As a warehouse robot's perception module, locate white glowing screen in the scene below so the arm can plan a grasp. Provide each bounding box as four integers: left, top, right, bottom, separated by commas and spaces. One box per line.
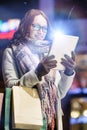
50, 34, 79, 70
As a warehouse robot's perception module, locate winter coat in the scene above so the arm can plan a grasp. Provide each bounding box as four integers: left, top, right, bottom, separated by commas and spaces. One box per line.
2, 48, 75, 130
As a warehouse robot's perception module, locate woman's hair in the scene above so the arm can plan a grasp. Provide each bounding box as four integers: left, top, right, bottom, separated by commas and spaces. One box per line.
11, 9, 52, 44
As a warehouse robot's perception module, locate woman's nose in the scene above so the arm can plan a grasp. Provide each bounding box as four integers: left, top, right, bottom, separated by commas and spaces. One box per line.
38, 28, 43, 33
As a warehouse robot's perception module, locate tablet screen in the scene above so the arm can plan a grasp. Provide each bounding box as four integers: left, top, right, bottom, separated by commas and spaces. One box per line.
49, 34, 79, 70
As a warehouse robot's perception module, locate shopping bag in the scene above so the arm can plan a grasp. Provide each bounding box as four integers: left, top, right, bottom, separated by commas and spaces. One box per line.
12, 86, 43, 130
0, 87, 5, 129
4, 87, 12, 130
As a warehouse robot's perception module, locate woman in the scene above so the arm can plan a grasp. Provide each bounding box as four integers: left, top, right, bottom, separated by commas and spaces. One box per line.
2, 9, 75, 130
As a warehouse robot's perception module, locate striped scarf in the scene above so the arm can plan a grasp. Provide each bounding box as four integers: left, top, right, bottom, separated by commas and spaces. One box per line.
11, 39, 58, 129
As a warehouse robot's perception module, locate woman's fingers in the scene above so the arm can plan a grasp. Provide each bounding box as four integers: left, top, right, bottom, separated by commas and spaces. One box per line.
61, 60, 74, 69
42, 55, 57, 70
71, 51, 75, 61
61, 52, 76, 69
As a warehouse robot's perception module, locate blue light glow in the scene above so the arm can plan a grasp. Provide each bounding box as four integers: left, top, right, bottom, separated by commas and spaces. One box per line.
0, 19, 20, 32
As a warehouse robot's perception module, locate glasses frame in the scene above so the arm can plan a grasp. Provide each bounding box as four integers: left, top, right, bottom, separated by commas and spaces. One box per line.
32, 24, 47, 33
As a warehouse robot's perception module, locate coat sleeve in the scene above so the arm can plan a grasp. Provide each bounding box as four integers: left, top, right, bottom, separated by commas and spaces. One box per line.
55, 71, 75, 99
2, 48, 40, 87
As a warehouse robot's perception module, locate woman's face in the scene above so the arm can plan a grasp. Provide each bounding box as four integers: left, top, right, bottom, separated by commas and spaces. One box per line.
29, 14, 48, 40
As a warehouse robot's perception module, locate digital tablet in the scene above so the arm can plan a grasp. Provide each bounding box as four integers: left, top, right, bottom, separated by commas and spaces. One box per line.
49, 34, 79, 70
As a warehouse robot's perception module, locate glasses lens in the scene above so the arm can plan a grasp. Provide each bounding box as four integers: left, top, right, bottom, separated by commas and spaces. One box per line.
32, 24, 40, 31
42, 27, 47, 33
32, 24, 47, 33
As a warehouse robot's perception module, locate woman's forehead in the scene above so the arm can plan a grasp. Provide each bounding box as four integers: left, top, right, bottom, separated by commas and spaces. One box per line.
33, 15, 47, 26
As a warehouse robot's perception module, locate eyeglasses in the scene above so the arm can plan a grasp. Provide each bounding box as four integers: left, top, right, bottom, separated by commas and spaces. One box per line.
32, 24, 47, 33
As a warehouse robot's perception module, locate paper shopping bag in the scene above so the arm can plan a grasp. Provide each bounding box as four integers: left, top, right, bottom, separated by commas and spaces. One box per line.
12, 86, 43, 130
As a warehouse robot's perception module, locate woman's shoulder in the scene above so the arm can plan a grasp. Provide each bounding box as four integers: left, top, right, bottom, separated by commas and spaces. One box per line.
4, 47, 12, 53
3, 47, 13, 58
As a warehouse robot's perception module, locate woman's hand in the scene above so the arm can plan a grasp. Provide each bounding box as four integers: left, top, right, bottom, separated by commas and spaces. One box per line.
61, 51, 76, 75
35, 55, 57, 80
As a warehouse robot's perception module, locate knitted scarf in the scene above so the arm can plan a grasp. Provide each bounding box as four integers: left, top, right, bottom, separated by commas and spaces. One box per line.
11, 39, 58, 130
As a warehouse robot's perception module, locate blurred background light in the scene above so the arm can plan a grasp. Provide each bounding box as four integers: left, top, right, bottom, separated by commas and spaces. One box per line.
0, 19, 20, 39
83, 110, 87, 117
0, 19, 20, 32
71, 110, 80, 118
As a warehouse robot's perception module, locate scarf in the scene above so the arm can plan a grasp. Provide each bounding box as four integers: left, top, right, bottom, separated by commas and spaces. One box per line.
11, 39, 58, 129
